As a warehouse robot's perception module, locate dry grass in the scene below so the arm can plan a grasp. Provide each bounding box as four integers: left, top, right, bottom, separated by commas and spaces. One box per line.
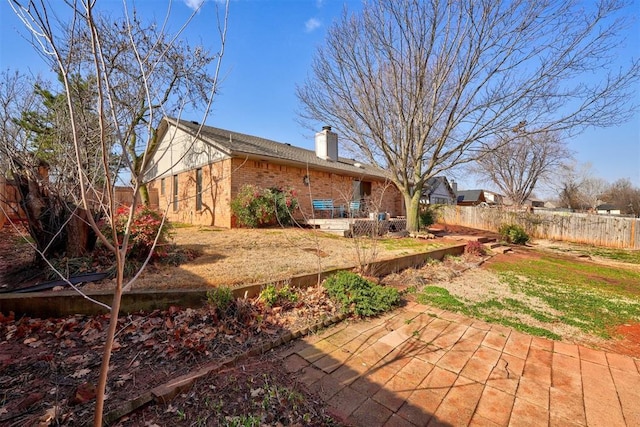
120, 226, 448, 290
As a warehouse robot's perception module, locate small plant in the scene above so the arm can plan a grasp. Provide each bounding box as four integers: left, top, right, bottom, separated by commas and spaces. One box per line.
403, 285, 418, 295
323, 271, 400, 317
259, 284, 298, 307
418, 205, 439, 230
498, 223, 530, 245
465, 240, 486, 256
231, 184, 298, 228
206, 286, 234, 315
417, 286, 468, 313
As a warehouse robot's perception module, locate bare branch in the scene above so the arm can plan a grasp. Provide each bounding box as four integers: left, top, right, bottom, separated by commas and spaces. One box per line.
297, 0, 639, 231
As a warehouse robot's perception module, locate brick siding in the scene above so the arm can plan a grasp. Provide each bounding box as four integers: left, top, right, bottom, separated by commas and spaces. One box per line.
148, 157, 404, 228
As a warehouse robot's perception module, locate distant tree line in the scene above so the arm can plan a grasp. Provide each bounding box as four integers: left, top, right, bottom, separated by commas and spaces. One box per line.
558, 165, 640, 216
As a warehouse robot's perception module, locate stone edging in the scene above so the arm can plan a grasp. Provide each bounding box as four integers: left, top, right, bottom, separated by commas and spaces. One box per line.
101, 312, 348, 425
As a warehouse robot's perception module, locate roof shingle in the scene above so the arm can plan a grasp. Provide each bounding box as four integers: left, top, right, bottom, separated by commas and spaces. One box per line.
164, 117, 389, 179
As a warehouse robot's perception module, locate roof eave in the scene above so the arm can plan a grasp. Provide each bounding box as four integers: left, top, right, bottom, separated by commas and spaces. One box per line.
230, 150, 389, 180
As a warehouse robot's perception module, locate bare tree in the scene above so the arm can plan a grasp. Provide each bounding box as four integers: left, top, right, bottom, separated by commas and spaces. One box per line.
579, 176, 610, 211
554, 162, 613, 211
8, 0, 228, 425
603, 178, 640, 216
297, 0, 640, 231
473, 127, 571, 206
556, 161, 589, 210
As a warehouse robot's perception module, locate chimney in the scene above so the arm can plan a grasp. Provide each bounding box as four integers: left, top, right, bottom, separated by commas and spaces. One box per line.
451, 180, 458, 194
315, 125, 338, 161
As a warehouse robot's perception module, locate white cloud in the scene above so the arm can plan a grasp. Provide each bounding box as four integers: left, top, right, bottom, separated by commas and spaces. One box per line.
183, 0, 205, 11
305, 18, 321, 33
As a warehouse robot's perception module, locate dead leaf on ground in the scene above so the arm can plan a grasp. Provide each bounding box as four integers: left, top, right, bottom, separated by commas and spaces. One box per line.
71, 368, 91, 378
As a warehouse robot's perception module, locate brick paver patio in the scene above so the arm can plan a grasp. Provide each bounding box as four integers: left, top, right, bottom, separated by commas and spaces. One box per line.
278, 302, 640, 426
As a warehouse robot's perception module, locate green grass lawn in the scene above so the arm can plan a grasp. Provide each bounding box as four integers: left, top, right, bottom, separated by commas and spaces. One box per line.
548, 245, 640, 265
417, 254, 640, 340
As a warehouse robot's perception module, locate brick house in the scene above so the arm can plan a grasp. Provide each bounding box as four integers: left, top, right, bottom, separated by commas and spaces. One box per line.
144, 117, 404, 228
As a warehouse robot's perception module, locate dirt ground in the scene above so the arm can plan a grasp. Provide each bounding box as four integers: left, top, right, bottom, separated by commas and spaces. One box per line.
0, 224, 459, 292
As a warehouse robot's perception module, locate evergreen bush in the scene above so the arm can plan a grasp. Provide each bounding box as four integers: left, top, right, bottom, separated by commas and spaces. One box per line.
498, 223, 530, 245
231, 185, 298, 227
323, 271, 400, 317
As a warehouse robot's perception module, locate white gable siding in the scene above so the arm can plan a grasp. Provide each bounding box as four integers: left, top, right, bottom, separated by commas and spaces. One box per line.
144, 125, 228, 181
484, 192, 497, 203
429, 180, 454, 204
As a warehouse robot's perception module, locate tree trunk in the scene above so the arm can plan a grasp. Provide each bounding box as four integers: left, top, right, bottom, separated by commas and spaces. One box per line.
403, 192, 421, 232
65, 208, 95, 257
139, 183, 150, 206
15, 169, 96, 259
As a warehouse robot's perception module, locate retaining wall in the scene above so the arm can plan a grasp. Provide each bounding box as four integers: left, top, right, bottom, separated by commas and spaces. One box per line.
0, 244, 466, 318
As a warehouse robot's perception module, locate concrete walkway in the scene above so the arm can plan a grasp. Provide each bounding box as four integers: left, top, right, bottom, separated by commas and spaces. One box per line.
277, 302, 640, 426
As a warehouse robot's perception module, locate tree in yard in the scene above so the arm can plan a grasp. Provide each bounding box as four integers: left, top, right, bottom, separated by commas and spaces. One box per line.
0, 70, 43, 207
297, 0, 640, 231
14, 75, 108, 197
8, 0, 228, 425
472, 127, 571, 206
556, 162, 589, 210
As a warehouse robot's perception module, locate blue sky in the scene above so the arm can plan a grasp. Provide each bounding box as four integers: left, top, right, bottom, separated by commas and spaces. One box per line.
1, 0, 639, 194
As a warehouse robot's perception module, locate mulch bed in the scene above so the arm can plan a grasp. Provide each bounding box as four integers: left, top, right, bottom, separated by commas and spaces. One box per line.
0, 287, 340, 426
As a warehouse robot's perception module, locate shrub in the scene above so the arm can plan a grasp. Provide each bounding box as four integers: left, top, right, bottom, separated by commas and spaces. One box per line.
323, 271, 400, 317
231, 185, 298, 228
259, 284, 298, 307
419, 205, 442, 230
207, 287, 234, 316
464, 240, 486, 256
498, 224, 530, 245
110, 205, 173, 260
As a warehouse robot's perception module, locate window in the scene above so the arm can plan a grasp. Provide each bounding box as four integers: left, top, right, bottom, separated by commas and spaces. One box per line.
196, 168, 203, 211
433, 196, 449, 205
173, 174, 179, 211
160, 178, 165, 196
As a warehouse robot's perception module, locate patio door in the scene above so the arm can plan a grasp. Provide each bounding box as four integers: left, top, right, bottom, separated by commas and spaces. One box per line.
353, 180, 372, 215
352, 180, 371, 200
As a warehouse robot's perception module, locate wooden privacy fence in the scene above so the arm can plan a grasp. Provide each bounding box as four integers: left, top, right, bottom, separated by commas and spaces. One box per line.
440, 205, 640, 249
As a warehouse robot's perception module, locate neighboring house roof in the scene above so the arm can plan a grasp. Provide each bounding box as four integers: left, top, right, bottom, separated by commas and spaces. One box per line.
503, 197, 544, 207
456, 190, 485, 204
422, 176, 456, 200
596, 203, 617, 211
155, 117, 391, 180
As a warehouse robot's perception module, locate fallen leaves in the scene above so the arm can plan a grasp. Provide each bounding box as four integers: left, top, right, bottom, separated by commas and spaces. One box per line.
71, 368, 91, 379
0, 286, 339, 425
17, 392, 43, 411
70, 382, 96, 405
